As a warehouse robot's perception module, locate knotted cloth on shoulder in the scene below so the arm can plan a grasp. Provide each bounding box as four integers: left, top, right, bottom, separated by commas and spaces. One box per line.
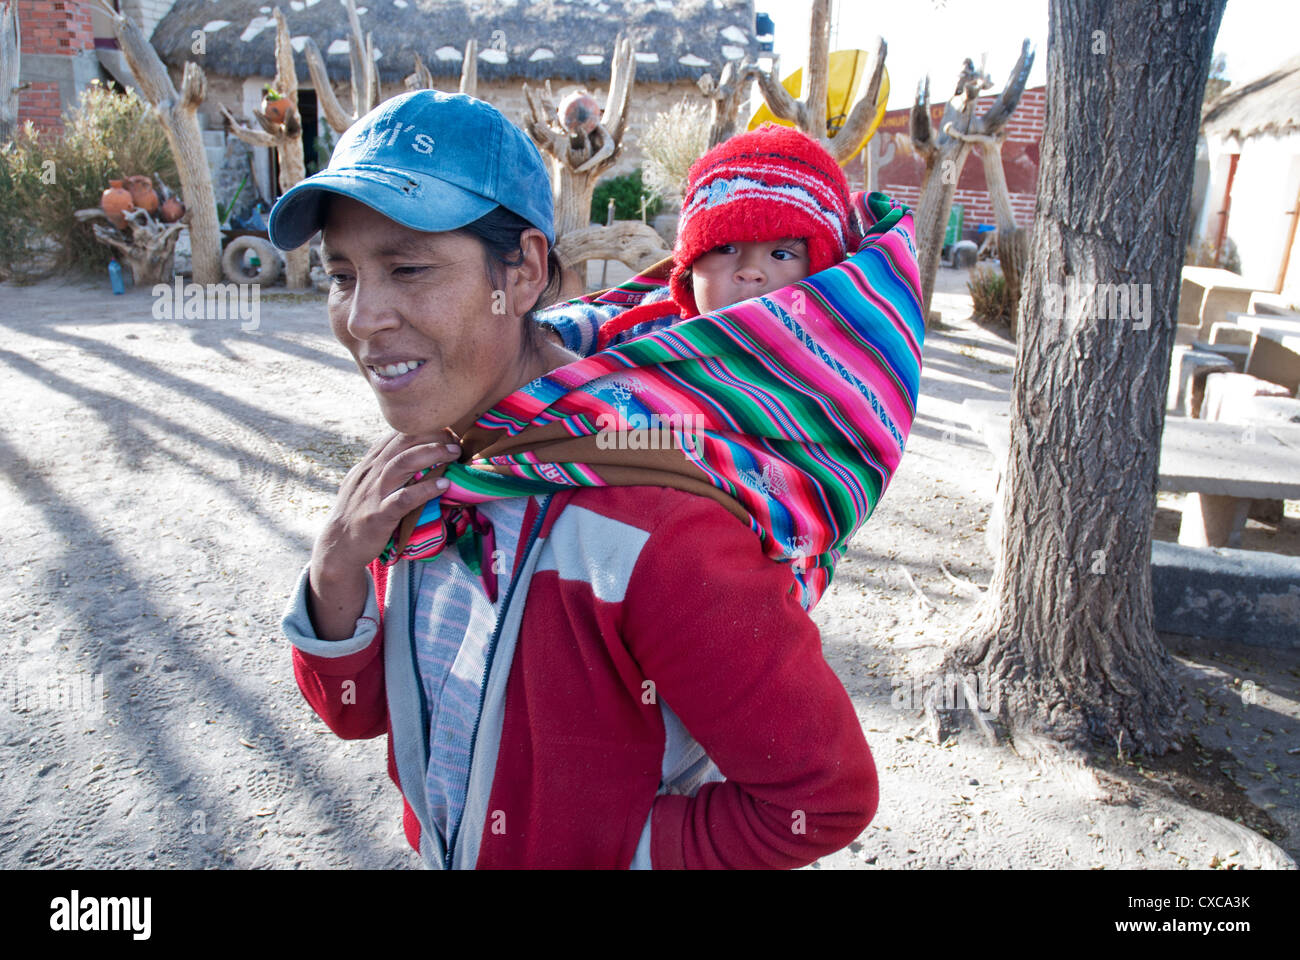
382, 191, 924, 612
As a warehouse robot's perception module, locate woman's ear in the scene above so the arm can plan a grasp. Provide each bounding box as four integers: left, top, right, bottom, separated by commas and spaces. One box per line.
505, 228, 550, 318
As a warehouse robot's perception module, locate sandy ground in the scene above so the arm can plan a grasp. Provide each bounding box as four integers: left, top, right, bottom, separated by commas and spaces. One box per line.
0, 266, 1295, 870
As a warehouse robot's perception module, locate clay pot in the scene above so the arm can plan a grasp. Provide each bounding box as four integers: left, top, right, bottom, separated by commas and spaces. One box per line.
159, 195, 185, 223
126, 175, 158, 215
261, 94, 289, 125
100, 179, 134, 230
558, 89, 601, 135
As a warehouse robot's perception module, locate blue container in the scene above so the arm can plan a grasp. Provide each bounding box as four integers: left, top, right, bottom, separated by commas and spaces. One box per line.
108, 259, 125, 295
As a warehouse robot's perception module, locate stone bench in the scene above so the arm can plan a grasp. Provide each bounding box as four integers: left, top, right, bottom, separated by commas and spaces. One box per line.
1247, 292, 1300, 318
1208, 320, 1254, 347
1167, 345, 1234, 416
1198, 373, 1297, 523
962, 399, 1300, 551
1179, 266, 1267, 343
1199, 371, 1294, 422
1193, 339, 1249, 372
1245, 333, 1300, 395
1151, 541, 1300, 647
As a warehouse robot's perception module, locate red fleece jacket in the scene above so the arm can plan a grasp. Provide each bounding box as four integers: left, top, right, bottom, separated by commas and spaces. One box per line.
289, 485, 878, 868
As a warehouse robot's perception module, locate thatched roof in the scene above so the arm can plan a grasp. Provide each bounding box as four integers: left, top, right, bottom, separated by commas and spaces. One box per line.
151, 0, 759, 85
1202, 54, 1300, 141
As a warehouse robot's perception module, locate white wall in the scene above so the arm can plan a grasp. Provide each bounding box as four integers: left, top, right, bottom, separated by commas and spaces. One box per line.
1200, 129, 1300, 293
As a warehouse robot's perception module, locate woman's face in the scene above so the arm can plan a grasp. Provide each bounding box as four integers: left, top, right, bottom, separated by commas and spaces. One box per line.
319, 196, 547, 439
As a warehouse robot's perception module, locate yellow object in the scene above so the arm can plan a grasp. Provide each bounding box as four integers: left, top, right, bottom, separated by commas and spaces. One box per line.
748, 50, 889, 165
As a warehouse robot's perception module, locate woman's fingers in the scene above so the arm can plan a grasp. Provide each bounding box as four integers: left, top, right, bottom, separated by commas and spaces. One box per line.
379, 473, 451, 518
376, 441, 462, 497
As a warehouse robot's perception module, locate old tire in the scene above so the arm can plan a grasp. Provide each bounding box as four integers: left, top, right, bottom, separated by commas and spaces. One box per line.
222, 236, 281, 285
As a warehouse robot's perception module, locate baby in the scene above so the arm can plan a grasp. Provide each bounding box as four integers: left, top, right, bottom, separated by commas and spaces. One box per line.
585, 121, 857, 350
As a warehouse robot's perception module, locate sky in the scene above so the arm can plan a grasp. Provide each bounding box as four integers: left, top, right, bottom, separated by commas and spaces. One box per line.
752, 0, 1298, 111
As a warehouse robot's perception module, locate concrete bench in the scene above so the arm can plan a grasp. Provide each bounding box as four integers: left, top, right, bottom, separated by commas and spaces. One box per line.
1245, 333, 1300, 395
1208, 320, 1254, 347
1198, 372, 1297, 523
1228, 312, 1300, 341
1151, 541, 1300, 647
1247, 291, 1300, 318
1192, 339, 1249, 372
962, 399, 1300, 550
1167, 345, 1234, 416
1199, 371, 1294, 422
1179, 266, 1267, 343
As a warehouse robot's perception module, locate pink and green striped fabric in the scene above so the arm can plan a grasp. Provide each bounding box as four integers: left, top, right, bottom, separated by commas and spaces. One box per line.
381, 191, 924, 612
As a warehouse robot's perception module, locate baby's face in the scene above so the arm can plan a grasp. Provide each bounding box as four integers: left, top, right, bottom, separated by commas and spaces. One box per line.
690, 238, 809, 315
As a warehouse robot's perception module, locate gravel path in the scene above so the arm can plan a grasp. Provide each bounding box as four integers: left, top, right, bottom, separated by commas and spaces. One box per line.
0, 270, 1293, 870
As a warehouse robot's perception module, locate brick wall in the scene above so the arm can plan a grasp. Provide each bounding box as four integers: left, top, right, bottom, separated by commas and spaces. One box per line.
17, 81, 63, 133
18, 0, 93, 54
877, 86, 1046, 234
17, 0, 96, 134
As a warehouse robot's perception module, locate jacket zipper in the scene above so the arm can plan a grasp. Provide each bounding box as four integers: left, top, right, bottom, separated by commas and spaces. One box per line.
444, 494, 552, 868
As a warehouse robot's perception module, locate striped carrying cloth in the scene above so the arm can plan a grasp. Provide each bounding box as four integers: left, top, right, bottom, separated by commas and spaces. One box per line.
381, 191, 924, 612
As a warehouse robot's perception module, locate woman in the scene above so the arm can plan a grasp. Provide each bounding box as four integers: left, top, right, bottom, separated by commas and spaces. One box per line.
270, 90, 879, 869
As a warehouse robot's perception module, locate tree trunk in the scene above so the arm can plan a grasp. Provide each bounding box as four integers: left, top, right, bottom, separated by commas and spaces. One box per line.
913, 137, 973, 323
942, 0, 1227, 757
523, 37, 649, 293
911, 43, 1034, 327
222, 9, 308, 287
700, 59, 758, 148
864, 134, 894, 194
1, 1, 20, 144
96, 1, 222, 285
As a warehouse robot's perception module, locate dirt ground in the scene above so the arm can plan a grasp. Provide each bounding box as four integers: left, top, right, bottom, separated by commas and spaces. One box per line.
0, 266, 1295, 870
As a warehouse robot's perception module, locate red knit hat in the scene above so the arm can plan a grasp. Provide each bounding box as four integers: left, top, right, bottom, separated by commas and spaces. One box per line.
670, 123, 853, 317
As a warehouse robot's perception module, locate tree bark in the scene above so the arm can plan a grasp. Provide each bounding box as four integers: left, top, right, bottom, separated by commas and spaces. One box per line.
941, 0, 1228, 758
0, 1, 22, 144
94, 0, 221, 285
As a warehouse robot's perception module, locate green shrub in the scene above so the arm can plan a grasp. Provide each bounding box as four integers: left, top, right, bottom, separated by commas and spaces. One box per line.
590, 169, 662, 223
967, 265, 1016, 326
0, 79, 178, 280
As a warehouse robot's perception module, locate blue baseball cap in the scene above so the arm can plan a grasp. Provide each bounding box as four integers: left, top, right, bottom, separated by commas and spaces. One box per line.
268, 90, 554, 250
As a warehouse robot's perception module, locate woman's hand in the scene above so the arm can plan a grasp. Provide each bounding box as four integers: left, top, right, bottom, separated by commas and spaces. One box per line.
306, 430, 461, 640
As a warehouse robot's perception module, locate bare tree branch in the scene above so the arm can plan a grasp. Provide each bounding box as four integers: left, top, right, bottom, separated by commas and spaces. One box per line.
829, 37, 887, 162
220, 103, 278, 148
460, 38, 478, 97
804, 0, 831, 138
753, 64, 805, 127
910, 76, 935, 159
979, 39, 1035, 134
405, 51, 433, 92
302, 36, 354, 133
